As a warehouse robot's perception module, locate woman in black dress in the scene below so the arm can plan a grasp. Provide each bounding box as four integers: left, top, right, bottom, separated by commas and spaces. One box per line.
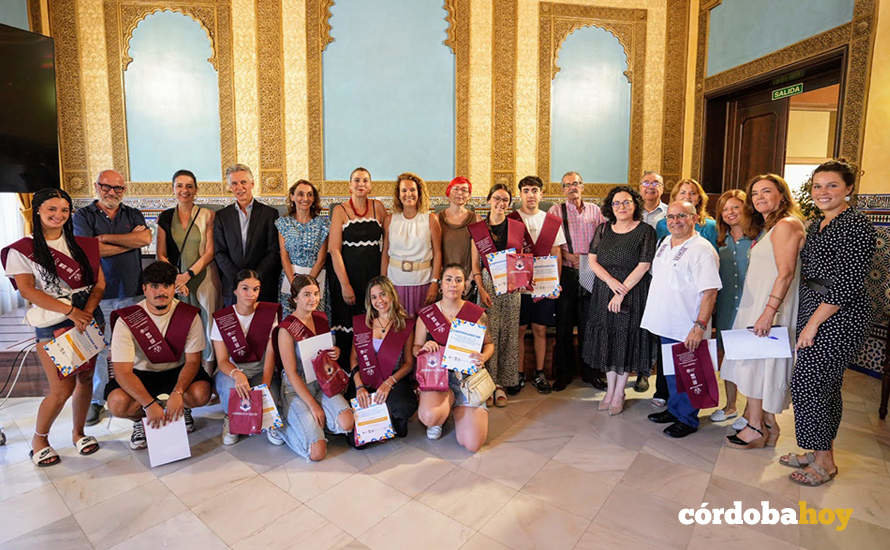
584, 186, 656, 415
327, 167, 386, 367
782, 159, 876, 486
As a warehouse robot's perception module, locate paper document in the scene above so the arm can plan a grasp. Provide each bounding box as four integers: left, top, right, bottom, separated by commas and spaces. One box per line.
350, 395, 395, 445
297, 331, 334, 384
253, 383, 283, 430
486, 248, 514, 296
442, 319, 486, 375
721, 327, 793, 360
661, 339, 717, 376
531, 255, 560, 299
142, 416, 191, 468
42, 320, 106, 377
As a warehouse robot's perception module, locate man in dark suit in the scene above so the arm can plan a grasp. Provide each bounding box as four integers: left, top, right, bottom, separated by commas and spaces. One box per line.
213, 164, 280, 306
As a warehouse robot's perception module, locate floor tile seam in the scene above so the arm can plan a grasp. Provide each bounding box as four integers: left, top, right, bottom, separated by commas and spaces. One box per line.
514, 483, 600, 526
54, 468, 158, 516
200, 493, 301, 549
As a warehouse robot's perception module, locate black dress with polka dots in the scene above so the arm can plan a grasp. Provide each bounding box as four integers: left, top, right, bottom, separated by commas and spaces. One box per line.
791, 208, 876, 451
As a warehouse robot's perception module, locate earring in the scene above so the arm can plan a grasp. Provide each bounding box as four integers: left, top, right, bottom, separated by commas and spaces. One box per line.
844, 196, 851, 202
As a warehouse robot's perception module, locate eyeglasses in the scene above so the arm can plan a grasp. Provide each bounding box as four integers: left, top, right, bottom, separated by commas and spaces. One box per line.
97, 182, 126, 194
562, 181, 582, 188
665, 213, 690, 220
611, 200, 632, 208
640, 181, 660, 188
491, 196, 511, 204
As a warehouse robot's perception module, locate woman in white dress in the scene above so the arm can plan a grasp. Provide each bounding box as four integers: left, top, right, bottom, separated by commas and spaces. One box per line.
721, 174, 805, 449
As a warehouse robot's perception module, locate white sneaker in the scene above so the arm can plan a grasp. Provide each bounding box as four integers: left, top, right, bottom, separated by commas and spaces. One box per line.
426, 425, 443, 440
650, 397, 666, 408
266, 428, 285, 446
710, 409, 738, 422
732, 416, 748, 431
221, 416, 239, 446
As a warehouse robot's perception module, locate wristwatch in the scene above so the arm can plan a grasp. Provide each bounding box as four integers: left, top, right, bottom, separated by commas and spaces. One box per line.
693, 320, 707, 331
187, 268, 196, 278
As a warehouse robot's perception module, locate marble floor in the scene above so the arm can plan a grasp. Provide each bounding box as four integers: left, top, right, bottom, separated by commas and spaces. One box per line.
1, 370, 889, 550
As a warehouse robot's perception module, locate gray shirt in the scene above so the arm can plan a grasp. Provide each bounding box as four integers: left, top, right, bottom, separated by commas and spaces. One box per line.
237, 200, 254, 250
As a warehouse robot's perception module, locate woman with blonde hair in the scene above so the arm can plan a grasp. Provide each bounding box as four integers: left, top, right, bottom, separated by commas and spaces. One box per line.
654, 178, 718, 247
721, 174, 805, 449
709, 189, 757, 424
381, 172, 442, 316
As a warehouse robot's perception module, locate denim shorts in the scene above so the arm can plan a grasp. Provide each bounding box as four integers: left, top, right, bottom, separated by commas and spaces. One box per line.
34, 319, 75, 342
279, 379, 351, 459
449, 371, 487, 409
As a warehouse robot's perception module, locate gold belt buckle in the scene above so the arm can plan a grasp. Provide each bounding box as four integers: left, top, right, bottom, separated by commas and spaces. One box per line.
401, 260, 414, 272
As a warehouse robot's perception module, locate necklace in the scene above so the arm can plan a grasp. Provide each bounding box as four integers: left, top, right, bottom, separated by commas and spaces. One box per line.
375, 316, 393, 334
349, 197, 369, 218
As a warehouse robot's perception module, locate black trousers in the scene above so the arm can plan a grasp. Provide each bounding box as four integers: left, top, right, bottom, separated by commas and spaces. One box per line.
553, 266, 597, 383
654, 336, 669, 399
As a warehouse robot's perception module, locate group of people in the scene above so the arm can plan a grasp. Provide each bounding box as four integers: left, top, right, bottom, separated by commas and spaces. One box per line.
1, 159, 875, 486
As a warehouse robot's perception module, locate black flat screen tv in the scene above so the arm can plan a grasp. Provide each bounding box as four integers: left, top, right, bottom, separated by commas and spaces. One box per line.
0, 23, 59, 193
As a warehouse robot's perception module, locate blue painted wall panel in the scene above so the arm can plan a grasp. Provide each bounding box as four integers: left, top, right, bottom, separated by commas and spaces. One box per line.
0, 0, 29, 31
707, 0, 853, 76
550, 26, 630, 184
124, 11, 222, 182
323, 0, 454, 181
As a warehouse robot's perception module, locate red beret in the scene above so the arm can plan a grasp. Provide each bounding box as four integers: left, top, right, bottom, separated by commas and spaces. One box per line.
446, 176, 472, 197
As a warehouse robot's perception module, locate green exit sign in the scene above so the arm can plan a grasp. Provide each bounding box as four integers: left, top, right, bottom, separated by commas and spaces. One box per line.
772, 83, 804, 101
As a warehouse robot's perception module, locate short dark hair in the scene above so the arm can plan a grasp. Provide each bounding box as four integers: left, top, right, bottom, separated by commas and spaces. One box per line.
234, 269, 260, 287
143, 261, 178, 285
601, 185, 644, 223
172, 169, 197, 189
517, 175, 544, 191
813, 158, 857, 188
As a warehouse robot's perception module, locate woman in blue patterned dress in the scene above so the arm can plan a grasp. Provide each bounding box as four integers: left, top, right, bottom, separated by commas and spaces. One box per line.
275, 180, 330, 317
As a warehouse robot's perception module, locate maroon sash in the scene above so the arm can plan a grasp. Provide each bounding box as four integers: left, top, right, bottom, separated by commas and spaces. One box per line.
110, 302, 200, 364
417, 301, 484, 345
507, 211, 561, 256
468, 219, 525, 268
213, 302, 281, 364
279, 310, 330, 342
1, 236, 100, 290
353, 314, 416, 389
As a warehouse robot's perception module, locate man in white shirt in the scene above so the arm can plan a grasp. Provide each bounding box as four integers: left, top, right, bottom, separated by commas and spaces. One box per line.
105, 262, 211, 450
510, 176, 565, 394
640, 201, 721, 438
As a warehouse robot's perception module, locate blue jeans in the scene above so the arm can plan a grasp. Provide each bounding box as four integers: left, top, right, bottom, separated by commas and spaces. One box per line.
92, 295, 142, 405
280, 379, 350, 459
662, 336, 700, 429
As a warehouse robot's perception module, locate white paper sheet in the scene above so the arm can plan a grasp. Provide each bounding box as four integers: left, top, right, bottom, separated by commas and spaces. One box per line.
661, 339, 718, 376
42, 320, 106, 377
442, 319, 486, 375
720, 327, 793, 360
485, 248, 514, 296
350, 395, 395, 445
531, 255, 560, 299
142, 416, 191, 468
253, 383, 283, 430
281, 264, 325, 298
297, 331, 334, 384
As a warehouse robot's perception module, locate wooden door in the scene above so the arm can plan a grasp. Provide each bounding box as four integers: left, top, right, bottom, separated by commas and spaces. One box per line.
724, 96, 789, 190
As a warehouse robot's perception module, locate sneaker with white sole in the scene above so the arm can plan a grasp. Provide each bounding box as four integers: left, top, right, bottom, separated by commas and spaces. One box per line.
184, 408, 195, 433
130, 420, 147, 450
709, 409, 738, 422
266, 428, 285, 446
732, 416, 748, 431
650, 397, 666, 407
426, 425, 443, 440
221, 416, 239, 446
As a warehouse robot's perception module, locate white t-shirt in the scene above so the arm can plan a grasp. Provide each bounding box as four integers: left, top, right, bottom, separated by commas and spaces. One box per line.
210, 308, 278, 375
3, 236, 82, 297
516, 210, 567, 250
640, 233, 722, 342
111, 299, 205, 372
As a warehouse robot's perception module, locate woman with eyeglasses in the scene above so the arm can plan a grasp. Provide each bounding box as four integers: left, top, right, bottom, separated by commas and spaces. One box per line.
583, 185, 656, 415
654, 178, 718, 248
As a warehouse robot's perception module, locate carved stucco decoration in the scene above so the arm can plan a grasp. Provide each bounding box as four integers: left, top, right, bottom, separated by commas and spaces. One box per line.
691, 0, 877, 189
103, 0, 236, 196
491, 0, 516, 190
307, 0, 468, 190
538, 3, 646, 191
256, 0, 286, 195
660, 0, 690, 191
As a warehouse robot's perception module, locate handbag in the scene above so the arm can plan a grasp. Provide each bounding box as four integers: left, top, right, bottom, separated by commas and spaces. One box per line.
311, 349, 350, 397
458, 368, 496, 407
227, 388, 264, 435
415, 348, 449, 391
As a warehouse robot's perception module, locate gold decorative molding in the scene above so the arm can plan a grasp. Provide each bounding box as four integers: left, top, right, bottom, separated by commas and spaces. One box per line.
443, 0, 456, 53
660, 0, 690, 190
256, 0, 285, 195
103, 1, 236, 195
538, 2, 646, 185
691, 0, 877, 183
491, 0, 516, 189
49, 0, 91, 196
28, 0, 42, 32
305, 0, 333, 182
453, 0, 470, 177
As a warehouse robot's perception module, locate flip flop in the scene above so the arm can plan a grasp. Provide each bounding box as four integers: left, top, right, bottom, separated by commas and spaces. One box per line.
790, 463, 838, 486
779, 451, 815, 468
75, 435, 100, 456
30, 446, 61, 467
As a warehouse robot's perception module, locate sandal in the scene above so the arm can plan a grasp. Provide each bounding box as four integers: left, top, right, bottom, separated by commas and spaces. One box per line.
494, 387, 507, 408
726, 424, 767, 449
779, 451, 814, 468
790, 463, 838, 486
75, 435, 100, 456
30, 446, 61, 467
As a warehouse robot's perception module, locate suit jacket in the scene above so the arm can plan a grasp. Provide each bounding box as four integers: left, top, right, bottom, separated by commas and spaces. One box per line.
213, 199, 280, 304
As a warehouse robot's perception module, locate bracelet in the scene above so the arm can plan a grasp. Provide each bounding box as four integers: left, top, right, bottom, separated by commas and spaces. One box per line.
388, 376, 397, 386
229, 368, 243, 379
172, 389, 184, 396
65, 304, 74, 315
187, 268, 196, 278
764, 304, 778, 312
693, 320, 707, 331
356, 384, 366, 392
768, 294, 783, 301
142, 398, 158, 411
